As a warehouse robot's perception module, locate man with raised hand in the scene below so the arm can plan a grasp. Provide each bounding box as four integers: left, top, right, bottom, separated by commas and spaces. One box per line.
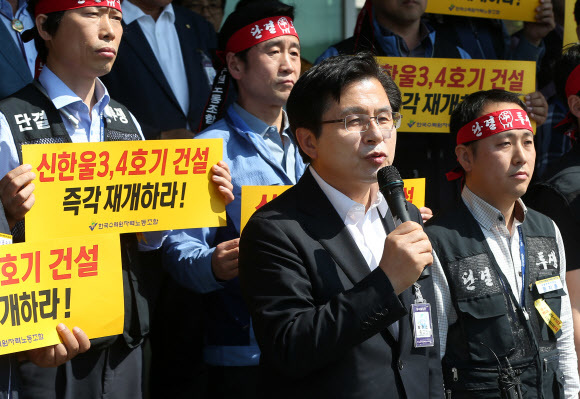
239, 52, 442, 399
0, 0, 232, 397
162, 2, 305, 397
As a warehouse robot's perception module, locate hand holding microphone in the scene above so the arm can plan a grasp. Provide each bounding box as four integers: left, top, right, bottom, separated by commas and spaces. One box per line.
377, 166, 433, 294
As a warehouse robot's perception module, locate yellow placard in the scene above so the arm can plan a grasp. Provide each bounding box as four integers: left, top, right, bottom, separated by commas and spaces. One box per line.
376, 57, 536, 133
403, 178, 426, 209
22, 139, 225, 241
0, 234, 123, 355
564, 0, 578, 48
426, 0, 537, 22
240, 185, 292, 232
240, 178, 425, 231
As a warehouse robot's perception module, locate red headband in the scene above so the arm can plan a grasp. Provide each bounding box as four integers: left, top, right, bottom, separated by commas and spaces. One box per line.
225, 16, 299, 55
456, 109, 533, 145
35, 0, 122, 18
565, 64, 580, 98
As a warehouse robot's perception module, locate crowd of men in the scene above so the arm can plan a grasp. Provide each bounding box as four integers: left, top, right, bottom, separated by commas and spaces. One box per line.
1, 0, 580, 398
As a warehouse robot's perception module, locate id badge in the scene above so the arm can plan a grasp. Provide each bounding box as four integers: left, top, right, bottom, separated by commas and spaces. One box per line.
535, 276, 563, 294
0, 233, 12, 246
411, 303, 434, 348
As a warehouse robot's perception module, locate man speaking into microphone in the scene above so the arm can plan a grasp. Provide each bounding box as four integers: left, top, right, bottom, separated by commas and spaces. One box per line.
238, 52, 443, 399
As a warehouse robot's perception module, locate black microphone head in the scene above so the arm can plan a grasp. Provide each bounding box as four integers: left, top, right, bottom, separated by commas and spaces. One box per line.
377, 165, 403, 191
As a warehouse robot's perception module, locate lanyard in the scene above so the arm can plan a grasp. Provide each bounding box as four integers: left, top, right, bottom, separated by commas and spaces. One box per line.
517, 225, 526, 306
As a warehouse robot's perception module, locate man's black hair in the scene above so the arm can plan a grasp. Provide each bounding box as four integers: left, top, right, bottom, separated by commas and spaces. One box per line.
286, 52, 401, 163
450, 89, 527, 147
218, 0, 294, 63
575, 0, 580, 24
554, 43, 580, 104
25, 0, 65, 63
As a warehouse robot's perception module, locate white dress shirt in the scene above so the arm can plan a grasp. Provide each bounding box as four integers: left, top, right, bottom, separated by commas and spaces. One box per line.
122, 1, 190, 118
432, 185, 580, 398
310, 167, 401, 338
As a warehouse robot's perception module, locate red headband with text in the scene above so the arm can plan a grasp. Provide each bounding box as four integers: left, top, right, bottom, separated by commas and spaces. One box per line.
456, 109, 533, 145
565, 64, 580, 98
225, 16, 299, 55
35, 0, 122, 17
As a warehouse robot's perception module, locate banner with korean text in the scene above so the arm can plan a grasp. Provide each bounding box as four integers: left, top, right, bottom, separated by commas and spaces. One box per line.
0, 234, 123, 355
240, 179, 426, 232
240, 185, 292, 232
376, 57, 536, 134
23, 139, 225, 241
426, 0, 536, 22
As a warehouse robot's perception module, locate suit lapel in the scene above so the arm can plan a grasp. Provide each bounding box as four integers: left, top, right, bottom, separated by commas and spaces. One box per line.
0, 23, 31, 82
174, 11, 204, 119
296, 170, 371, 285
121, 21, 181, 110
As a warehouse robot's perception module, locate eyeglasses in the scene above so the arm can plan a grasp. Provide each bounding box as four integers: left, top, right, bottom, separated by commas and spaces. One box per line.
321, 112, 402, 136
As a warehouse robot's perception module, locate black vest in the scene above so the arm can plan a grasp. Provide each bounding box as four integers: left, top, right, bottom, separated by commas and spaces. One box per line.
0, 82, 149, 349
0, 81, 141, 163
426, 202, 565, 398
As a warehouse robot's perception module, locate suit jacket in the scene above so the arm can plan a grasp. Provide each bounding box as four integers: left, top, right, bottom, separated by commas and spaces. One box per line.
0, 22, 32, 100
239, 169, 444, 399
101, 5, 216, 139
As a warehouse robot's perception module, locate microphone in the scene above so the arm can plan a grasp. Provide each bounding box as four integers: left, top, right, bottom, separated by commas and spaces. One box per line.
377, 165, 411, 225
377, 165, 431, 279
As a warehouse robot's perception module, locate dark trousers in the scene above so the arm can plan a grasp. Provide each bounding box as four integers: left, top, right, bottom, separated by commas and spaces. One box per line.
207, 365, 259, 399
19, 336, 142, 399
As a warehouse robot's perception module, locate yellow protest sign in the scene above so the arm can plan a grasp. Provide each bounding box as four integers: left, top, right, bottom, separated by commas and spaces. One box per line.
377, 57, 536, 133
240, 185, 292, 232
240, 179, 425, 231
22, 139, 225, 241
563, 0, 578, 48
426, 0, 536, 22
0, 234, 123, 355
402, 178, 426, 209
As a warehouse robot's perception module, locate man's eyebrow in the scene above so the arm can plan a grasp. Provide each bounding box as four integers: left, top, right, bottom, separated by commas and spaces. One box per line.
262, 38, 301, 50
338, 106, 393, 116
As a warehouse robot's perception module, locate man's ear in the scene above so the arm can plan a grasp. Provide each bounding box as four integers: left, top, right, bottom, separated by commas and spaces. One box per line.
226, 52, 244, 80
36, 14, 51, 41
455, 144, 473, 174
295, 127, 318, 162
567, 94, 580, 121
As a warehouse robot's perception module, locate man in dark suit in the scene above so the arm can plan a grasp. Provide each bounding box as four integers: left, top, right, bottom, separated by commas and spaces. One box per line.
101, 0, 216, 140
239, 52, 444, 399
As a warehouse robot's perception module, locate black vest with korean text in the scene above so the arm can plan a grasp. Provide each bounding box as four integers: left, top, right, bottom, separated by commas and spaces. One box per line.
426, 201, 565, 399
0, 81, 141, 164
0, 82, 148, 349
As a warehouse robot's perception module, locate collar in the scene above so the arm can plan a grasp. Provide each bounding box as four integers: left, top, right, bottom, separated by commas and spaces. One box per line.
232, 102, 290, 138
121, 0, 175, 25
0, 0, 26, 17
310, 166, 388, 222
461, 185, 527, 232
38, 67, 110, 114
373, 16, 432, 50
